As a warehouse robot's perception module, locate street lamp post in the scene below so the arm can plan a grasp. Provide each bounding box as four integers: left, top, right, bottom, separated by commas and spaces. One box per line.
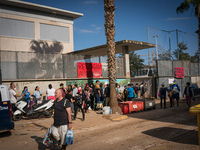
153, 35, 158, 60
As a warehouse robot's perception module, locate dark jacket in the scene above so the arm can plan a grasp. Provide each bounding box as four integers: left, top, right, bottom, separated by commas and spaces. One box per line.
105, 86, 110, 98
160, 87, 167, 97
184, 86, 193, 97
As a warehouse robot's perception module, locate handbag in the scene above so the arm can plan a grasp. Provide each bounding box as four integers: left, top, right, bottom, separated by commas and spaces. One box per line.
43, 126, 53, 146
158, 88, 161, 97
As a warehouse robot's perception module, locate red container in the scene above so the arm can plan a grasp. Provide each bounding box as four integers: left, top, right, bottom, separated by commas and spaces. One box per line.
123, 105, 129, 114
118, 101, 144, 113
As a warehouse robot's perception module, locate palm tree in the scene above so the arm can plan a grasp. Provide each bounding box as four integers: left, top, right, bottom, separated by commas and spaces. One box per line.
176, 0, 200, 56
104, 0, 122, 114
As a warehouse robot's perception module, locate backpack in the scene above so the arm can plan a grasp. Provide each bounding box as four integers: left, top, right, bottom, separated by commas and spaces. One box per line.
75, 93, 83, 106
172, 86, 179, 94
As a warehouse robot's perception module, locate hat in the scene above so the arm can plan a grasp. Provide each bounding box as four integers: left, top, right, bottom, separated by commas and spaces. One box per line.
104, 81, 108, 85
78, 87, 82, 91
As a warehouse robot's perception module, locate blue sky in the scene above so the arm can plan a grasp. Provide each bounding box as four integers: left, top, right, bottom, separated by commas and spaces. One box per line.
22, 0, 198, 64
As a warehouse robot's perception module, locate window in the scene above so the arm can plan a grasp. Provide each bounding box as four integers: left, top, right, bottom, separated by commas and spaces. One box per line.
0, 17, 34, 39
40, 23, 69, 42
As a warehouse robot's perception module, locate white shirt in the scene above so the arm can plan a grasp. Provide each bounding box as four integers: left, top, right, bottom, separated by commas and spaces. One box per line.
73, 88, 78, 97
140, 85, 143, 93
9, 89, 17, 104
46, 88, 55, 97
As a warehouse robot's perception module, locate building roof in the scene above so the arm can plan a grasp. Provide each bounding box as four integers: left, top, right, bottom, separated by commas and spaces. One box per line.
68, 40, 156, 56
0, 0, 83, 20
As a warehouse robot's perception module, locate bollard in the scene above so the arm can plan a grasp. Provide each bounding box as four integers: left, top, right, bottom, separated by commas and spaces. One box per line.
189, 104, 200, 149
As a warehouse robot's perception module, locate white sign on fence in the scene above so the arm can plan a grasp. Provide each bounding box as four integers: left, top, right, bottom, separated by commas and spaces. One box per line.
168, 78, 174, 84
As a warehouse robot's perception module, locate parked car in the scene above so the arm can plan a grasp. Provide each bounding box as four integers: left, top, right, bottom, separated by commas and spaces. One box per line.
191, 83, 200, 97
0, 85, 14, 132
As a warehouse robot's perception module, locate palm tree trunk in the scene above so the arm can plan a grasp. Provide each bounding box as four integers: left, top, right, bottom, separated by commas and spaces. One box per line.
198, 6, 200, 60
104, 0, 122, 114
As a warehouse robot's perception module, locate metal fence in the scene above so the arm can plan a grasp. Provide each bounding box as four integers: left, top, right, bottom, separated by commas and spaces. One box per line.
155, 60, 199, 97
1, 51, 126, 80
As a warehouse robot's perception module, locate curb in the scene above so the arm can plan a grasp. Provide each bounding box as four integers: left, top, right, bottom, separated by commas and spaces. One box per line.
112, 115, 128, 121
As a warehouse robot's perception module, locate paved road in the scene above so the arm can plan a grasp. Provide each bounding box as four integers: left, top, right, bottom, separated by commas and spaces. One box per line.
0, 99, 199, 150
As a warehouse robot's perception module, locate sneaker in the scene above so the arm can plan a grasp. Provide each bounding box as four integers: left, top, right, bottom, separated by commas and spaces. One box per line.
173, 107, 175, 111
61, 145, 67, 150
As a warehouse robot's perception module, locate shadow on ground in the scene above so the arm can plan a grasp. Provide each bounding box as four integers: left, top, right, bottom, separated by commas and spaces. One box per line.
142, 127, 198, 146
126, 99, 198, 127
0, 131, 11, 138
31, 136, 55, 150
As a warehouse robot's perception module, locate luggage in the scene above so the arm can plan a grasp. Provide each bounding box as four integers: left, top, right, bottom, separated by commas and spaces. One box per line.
133, 98, 156, 111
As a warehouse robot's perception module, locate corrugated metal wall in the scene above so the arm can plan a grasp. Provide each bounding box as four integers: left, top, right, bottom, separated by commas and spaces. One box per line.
156, 60, 194, 98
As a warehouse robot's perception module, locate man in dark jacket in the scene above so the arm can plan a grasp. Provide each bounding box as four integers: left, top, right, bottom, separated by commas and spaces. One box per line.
104, 84, 110, 106
183, 82, 194, 109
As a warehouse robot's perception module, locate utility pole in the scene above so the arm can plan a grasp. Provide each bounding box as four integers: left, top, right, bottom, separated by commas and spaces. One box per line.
176, 29, 179, 60
153, 35, 158, 60
147, 26, 150, 66
168, 32, 171, 60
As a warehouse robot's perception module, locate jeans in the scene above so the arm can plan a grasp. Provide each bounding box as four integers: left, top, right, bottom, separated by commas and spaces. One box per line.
95, 93, 100, 103
128, 97, 133, 101
74, 104, 85, 121
160, 96, 166, 108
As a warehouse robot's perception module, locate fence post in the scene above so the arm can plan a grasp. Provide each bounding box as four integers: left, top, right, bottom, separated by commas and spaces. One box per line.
16, 51, 19, 79
62, 54, 65, 78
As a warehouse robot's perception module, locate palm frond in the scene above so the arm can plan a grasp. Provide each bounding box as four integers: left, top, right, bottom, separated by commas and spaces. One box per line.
176, 1, 190, 14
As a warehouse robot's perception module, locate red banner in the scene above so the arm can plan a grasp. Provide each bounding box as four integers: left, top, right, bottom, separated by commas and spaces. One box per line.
175, 67, 184, 78
77, 62, 102, 78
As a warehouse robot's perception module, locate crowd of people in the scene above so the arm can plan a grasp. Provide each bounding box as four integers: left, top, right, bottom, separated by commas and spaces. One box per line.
8, 80, 195, 149
158, 80, 194, 110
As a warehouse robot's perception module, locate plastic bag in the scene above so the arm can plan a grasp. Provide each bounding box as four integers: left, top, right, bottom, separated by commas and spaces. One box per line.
43, 126, 53, 146
66, 129, 73, 145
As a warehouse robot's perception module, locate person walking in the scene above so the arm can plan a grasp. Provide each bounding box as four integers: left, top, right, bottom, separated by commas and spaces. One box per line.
170, 80, 180, 111
73, 87, 85, 121
128, 84, 134, 101
183, 82, 194, 109
52, 89, 72, 150
9, 82, 21, 112
84, 87, 90, 113
159, 84, 167, 109
46, 84, 55, 100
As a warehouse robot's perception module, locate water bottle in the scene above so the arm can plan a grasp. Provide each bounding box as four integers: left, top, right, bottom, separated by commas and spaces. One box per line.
110, 109, 112, 115
66, 129, 73, 145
